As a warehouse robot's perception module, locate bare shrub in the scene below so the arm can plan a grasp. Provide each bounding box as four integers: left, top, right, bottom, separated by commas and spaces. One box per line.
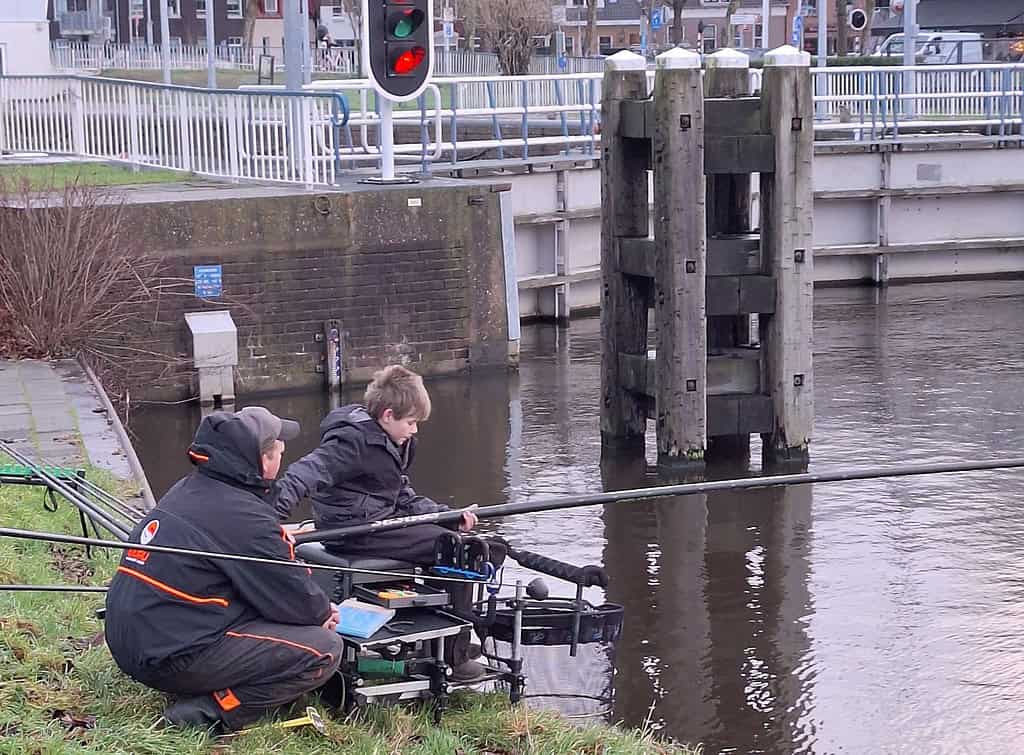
0, 178, 193, 406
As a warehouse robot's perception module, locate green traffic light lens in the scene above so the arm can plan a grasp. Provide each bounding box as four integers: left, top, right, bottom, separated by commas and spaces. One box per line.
389, 8, 424, 39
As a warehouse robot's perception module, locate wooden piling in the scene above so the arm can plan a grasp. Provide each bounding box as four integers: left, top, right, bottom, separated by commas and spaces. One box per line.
600, 51, 651, 447
652, 48, 706, 468
759, 46, 814, 465
704, 48, 753, 460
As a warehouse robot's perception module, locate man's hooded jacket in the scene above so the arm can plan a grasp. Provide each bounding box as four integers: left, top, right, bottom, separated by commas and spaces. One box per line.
104, 411, 331, 676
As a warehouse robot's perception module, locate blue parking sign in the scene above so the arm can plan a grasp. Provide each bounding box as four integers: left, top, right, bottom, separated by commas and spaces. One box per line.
791, 15, 804, 47
651, 7, 662, 30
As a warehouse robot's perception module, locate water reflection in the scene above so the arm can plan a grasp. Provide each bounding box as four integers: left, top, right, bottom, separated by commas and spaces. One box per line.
129, 279, 1024, 754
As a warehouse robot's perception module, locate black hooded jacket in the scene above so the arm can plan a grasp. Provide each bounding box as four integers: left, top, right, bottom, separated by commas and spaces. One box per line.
269, 404, 448, 529
103, 411, 331, 677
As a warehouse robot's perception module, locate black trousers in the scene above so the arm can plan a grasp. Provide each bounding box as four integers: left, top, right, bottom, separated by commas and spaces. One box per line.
327, 524, 475, 666
136, 620, 344, 730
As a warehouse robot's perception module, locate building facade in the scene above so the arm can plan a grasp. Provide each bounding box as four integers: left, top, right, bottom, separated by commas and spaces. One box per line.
48, 0, 287, 48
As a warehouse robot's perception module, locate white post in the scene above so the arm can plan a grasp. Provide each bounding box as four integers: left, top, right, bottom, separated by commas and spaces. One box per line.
902, 0, 917, 120
762, 0, 770, 48
159, 0, 172, 84
205, 0, 217, 88
145, 0, 154, 45
379, 97, 395, 181
816, 0, 828, 118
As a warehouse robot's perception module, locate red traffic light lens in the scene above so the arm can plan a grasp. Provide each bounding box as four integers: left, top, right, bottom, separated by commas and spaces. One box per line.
391, 46, 426, 75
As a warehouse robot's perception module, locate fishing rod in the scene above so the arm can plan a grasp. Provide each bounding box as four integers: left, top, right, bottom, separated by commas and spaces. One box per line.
0, 441, 133, 541
0, 527, 487, 585
0, 584, 108, 593
293, 456, 1024, 545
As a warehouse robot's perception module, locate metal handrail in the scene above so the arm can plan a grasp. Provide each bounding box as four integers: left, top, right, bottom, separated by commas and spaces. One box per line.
2, 64, 1022, 185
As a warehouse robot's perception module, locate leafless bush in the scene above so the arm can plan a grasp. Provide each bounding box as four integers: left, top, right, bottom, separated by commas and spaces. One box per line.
466, 0, 554, 75
0, 178, 196, 405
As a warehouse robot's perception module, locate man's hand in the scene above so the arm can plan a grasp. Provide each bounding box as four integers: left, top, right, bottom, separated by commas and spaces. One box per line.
459, 509, 479, 532
322, 603, 340, 632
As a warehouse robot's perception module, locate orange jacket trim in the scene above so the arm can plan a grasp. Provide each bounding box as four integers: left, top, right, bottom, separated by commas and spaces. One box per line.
213, 688, 241, 711
116, 566, 230, 608
225, 630, 332, 661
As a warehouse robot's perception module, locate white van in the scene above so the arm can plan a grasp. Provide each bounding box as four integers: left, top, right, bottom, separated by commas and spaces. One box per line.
875, 31, 983, 64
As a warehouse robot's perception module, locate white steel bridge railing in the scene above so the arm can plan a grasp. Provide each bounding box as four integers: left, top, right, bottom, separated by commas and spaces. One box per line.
2, 65, 1022, 187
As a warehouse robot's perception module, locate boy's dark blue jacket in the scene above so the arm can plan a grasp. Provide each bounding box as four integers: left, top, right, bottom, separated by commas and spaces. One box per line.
103, 411, 331, 676
269, 404, 448, 529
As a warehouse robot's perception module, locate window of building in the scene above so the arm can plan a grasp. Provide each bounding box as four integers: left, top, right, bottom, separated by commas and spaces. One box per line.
599, 35, 612, 53
733, 25, 743, 48
263, 0, 279, 13
167, 0, 180, 19
226, 0, 243, 18
754, 23, 764, 48
628, 32, 640, 46
196, 0, 206, 18
702, 24, 717, 53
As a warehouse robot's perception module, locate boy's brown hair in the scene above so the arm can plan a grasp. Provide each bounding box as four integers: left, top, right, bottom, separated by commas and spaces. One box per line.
364, 365, 432, 421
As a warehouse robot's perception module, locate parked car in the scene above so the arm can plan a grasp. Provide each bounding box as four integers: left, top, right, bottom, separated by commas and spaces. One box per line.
874, 31, 983, 64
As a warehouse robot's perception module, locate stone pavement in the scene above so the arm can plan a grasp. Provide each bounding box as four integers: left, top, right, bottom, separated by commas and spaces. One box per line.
0, 359, 133, 480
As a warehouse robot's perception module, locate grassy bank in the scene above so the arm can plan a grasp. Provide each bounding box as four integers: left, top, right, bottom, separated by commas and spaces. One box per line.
0, 462, 696, 754
0, 162, 190, 190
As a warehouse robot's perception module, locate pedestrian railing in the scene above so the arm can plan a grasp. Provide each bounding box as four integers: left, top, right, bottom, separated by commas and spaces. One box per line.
50, 43, 606, 79
0, 75, 350, 186
2, 64, 1022, 187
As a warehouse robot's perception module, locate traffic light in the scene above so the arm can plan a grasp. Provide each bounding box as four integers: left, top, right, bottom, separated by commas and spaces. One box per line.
362, 0, 434, 101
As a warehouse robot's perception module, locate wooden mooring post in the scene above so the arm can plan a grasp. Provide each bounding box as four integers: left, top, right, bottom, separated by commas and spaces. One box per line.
599, 45, 814, 471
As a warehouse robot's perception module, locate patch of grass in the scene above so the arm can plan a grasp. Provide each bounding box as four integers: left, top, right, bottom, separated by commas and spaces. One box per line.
0, 455, 696, 754
0, 162, 191, 191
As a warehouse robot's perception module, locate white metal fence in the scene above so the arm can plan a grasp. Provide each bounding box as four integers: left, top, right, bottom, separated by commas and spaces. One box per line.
2, 65, 1022, 188
0, 76, 350, 185
50, 42, 605, 79
51, 42, 361, 75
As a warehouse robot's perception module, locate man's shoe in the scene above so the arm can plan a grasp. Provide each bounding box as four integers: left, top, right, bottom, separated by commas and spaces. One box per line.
160, 695, 225, 734
450, 659, 488, 684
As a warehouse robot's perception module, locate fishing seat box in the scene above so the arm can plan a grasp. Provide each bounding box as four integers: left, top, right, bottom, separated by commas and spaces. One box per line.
295, 541, 435, 604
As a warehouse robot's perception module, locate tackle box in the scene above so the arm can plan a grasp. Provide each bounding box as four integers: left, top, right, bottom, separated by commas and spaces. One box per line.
353, 582, 450, 610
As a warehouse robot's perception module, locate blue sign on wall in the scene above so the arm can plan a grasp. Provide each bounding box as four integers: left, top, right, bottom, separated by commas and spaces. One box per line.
650, 7, 662, 30
194, 264, 223, 298
792, 15, 804, 47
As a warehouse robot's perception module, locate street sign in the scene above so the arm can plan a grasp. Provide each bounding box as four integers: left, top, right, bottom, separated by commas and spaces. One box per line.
650, 7, 662, 31
558, 53, 568, 70
443, 22, 453, 40
792, 14, 804, 47
731, 13, 757, 26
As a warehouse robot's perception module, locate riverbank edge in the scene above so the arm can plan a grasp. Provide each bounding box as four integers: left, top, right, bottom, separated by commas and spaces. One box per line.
0, 475, 695, 754
78, 357, 157, 510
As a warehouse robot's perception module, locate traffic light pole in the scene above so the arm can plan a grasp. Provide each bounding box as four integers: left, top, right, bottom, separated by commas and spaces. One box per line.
380, 98, 396, 181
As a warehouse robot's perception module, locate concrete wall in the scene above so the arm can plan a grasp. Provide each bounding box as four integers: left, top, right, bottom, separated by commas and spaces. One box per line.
486, 139, 1024, 318
88, 180, 513, 401
0, 1, 53, 74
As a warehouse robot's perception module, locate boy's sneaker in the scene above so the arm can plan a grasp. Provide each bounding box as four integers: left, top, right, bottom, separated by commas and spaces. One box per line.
450, 659, 488, 684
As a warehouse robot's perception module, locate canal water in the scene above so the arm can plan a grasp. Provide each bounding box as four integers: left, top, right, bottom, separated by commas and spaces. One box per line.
131, 280, 1024, 754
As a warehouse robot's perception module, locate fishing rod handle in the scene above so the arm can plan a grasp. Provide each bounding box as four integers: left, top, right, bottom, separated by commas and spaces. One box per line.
510, 548, 608, 588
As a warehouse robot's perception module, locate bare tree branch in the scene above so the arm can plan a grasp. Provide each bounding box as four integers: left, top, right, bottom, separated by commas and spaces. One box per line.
463, 0, 554, 75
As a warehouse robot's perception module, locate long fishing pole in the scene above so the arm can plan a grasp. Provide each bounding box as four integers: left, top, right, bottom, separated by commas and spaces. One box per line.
293, 456, 1024, 545
0, 527, 485, 585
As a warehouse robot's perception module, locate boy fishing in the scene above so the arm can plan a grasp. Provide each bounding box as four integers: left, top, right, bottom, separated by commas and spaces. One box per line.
272, 365, 500, 681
